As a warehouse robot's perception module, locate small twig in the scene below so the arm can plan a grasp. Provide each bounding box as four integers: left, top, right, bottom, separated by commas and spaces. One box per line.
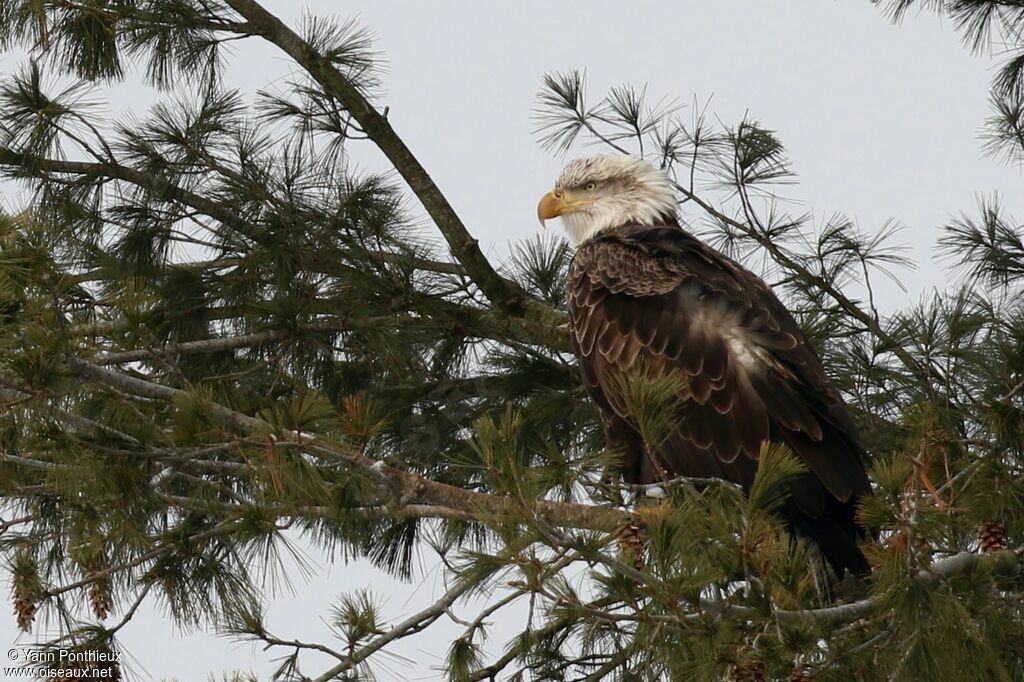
620, 474, 744, 494
310, 578, 476, 681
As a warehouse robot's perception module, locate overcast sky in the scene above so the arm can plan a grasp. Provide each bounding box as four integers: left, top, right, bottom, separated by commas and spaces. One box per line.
2, 1, 1022, 680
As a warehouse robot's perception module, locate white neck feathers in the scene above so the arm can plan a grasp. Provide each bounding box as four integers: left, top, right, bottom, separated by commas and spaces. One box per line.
553, 155, 678, 245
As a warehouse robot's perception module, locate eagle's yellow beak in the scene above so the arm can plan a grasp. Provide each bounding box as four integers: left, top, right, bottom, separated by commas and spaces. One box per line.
537, 190, 567, 228
538, 189, 594, 228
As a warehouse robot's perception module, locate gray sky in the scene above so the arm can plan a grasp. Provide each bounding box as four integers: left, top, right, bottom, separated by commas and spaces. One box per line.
2, 1, 1022, 680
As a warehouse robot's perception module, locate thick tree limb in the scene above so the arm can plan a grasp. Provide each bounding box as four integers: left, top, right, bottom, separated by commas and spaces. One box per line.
218, 0, 563, 326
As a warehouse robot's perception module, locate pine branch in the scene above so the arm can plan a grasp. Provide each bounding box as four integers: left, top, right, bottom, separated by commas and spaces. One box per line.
91, 327, 325, 365
68, 251, 469, 283
754, 548, 1024, 628
72, 299, 568, 352
66, 359, 627, 533
159, 494, 480, 524
311, 577, 477, 681
41, 519, 244, 600
0, 146, 466, 278
466, 615, 576, 681
248, 632, 349, 668
533, 518, 1023, 631
218, 0, 558, 325
0, 146, 260, 243
0, 149, 571, 351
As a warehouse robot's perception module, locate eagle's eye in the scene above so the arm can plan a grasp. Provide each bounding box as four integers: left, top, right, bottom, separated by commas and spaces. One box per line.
584, 181, 597, 191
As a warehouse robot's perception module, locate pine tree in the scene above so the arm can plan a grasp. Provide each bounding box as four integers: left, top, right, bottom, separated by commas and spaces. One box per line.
0, 1, 1020, 680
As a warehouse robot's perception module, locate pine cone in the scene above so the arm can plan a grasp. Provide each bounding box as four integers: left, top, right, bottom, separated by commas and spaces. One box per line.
614, 514, 647, 573
12, 573, 36, 632
979, 519, 1007, 553
88, 574, 111, 621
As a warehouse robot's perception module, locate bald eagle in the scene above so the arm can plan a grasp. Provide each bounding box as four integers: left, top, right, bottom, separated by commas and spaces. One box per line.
538, 155, 872, 577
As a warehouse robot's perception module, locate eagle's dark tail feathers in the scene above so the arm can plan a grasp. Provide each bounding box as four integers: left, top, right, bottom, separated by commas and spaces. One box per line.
785, 493, 872, 578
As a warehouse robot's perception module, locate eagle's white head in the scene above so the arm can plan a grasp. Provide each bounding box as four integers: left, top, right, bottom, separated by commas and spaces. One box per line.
537, 154, 678, 244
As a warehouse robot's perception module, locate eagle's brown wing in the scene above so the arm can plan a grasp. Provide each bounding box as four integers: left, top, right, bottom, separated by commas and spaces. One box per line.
567, 223, 872, 575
